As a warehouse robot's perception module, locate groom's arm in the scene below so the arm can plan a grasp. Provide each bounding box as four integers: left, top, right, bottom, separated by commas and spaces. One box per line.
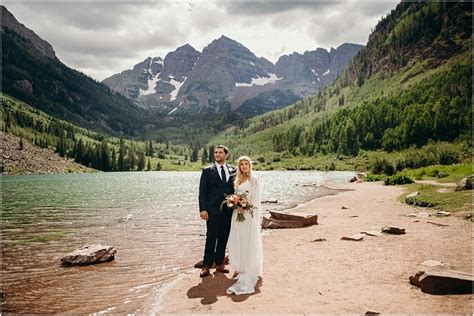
198, 168, 209, 220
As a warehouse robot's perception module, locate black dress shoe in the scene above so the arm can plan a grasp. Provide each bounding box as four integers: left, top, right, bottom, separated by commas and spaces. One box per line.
200, 267, 210, 277
215, 264, 229, 273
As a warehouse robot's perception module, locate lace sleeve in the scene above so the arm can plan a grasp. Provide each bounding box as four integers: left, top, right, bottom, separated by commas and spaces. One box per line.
251, 176, 262, 213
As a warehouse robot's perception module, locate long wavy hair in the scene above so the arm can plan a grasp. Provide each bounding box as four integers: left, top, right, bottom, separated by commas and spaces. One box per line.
234, 155, 254, 188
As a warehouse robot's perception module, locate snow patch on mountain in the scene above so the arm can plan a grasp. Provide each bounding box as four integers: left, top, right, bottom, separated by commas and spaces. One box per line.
168, 107, 178, 115
169, 75, 186, 101
235, 73, 283, 87
139, 74, 160, 96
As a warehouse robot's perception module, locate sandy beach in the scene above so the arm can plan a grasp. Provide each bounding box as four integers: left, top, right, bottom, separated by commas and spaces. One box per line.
152, 181, 473, 314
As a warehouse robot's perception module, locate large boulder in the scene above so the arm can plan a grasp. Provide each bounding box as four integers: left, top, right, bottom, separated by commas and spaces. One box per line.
409, 270, 473, 295
61, 244, 116, 266
455, 177, 472, 191
261, 211, 318, 229
349, 176, 359, 183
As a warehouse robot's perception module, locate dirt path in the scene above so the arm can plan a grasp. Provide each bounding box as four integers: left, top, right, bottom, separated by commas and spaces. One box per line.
152, 182, 473, 314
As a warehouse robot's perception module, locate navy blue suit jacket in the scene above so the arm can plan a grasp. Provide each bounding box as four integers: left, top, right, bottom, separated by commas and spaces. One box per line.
199, 164, 235, 214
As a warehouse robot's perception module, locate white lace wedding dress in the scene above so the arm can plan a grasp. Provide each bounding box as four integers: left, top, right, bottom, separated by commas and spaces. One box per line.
226, 176, 263, 295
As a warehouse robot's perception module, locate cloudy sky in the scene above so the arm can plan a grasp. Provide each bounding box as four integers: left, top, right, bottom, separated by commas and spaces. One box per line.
5, 1, 399, 81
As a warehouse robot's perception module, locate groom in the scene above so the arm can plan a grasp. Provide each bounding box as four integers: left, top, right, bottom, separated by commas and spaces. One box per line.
198, 145, 235, 277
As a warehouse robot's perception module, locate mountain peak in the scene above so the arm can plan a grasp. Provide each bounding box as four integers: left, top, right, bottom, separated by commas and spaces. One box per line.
175, 43, 199, 53
1, 5, 58, 61
218, 35, 234, 41
209, 35, 243, 48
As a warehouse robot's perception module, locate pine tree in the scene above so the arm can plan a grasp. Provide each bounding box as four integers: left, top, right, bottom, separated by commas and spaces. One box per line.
74, 139, 84, 163
93, 143, 101, 169
5, 111, 12, 133
155, 161, 162, 171
128, 145, 136, 171
100, 140, 111, 171
137, 151, 145, 171
147, 159, 152, 171
191, 147, 198, 162
201, 147, 208, 164
56, 135, 66, 157
19, 137, 24, 150
147, 140, 154, 156
208, 145, 214, 162
118, 138, 126, 171
111, 147, 117, 171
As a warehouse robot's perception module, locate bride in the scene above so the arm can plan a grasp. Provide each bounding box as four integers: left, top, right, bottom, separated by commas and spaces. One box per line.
226, 156, 263, 295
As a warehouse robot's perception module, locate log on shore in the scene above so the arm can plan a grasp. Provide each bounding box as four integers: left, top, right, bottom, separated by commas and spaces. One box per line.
262, 211, 318, 229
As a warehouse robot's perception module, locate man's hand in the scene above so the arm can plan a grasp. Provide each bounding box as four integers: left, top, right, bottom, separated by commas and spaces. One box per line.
200, 210, 209, 220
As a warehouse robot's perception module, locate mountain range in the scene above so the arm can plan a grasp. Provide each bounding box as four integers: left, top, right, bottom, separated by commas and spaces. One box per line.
102, 36, 363, 115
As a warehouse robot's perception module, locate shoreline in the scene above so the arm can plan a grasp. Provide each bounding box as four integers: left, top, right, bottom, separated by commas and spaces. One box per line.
151, 181, 472, 314
145, 183, 351, 313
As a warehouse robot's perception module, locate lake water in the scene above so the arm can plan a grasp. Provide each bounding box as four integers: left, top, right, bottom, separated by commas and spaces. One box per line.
1, 170, 354, 314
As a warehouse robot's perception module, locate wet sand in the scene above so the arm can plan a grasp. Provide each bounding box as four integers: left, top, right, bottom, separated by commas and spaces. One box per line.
150, 181, 473, 314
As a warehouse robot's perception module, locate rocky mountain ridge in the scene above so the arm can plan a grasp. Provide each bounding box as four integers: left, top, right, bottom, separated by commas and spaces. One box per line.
103, 35, 363, 115
1, 6, 58, 61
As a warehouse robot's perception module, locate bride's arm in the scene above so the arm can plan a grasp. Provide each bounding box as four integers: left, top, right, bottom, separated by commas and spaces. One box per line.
251, 176, 262, 213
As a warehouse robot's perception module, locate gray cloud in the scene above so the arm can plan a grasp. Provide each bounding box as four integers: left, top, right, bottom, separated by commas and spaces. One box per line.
4, 1, 399, 80
222, 2, 337, 16
8, 2, 155, 30
302, 2, 399, 47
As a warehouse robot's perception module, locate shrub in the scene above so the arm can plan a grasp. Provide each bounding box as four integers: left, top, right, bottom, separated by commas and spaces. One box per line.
438, 146, 462, 165
371, 155, 395, 175
384, 175, 414, 185
403, 148, 437, 169
366, 174, 385, 182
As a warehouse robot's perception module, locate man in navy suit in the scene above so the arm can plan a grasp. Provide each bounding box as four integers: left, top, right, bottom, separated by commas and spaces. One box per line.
198, 145, 235, 277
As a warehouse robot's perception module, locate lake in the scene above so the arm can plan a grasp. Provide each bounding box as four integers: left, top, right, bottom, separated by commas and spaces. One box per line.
1, 170, 354, 313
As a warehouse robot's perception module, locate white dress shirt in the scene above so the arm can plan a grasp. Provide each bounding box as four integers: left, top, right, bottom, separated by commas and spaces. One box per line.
215, 162, 230, 182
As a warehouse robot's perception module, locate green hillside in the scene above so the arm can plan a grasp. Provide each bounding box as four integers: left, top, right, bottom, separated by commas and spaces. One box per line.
209, 1, 472, 170
1, 95, 206, 173
2, 14, 148, 137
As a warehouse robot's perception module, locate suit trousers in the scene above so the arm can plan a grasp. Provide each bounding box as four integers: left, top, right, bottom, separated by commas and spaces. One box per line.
203, 208, 233, 267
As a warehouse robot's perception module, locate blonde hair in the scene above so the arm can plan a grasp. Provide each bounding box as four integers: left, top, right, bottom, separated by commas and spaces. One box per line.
234, 156, 253, 187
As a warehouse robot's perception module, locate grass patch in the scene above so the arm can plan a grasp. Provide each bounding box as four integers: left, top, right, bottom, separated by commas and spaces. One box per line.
250, 154, 366, 171
401, 183, 472, 214
400, 163, 473, 183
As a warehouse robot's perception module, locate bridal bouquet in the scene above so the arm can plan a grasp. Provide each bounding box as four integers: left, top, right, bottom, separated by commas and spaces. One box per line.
221, 191, 255, 222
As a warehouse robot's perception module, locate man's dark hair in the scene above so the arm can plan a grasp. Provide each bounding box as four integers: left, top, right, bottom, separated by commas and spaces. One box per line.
215, 144, 229, 154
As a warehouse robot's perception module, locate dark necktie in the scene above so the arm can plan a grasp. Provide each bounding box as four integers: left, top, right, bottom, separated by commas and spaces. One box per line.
220, 166, 226, 183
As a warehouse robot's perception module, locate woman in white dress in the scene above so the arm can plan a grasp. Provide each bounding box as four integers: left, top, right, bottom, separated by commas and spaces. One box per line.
226, 156, 263, 295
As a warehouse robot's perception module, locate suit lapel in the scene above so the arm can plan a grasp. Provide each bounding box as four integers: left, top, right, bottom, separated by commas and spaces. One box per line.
212, 164, 223, 184
227, 166, 235, 184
